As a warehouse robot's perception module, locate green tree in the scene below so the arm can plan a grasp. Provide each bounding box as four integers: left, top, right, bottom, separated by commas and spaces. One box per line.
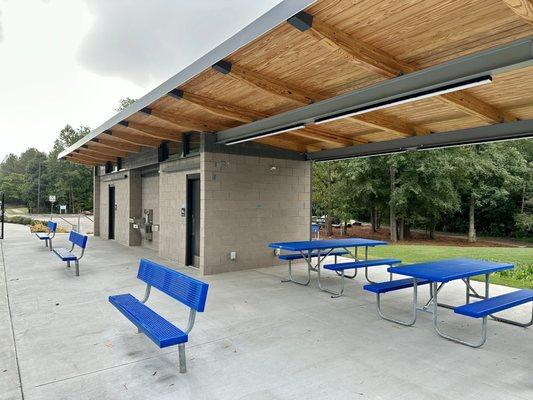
453, 144, 527, 242
115, 97, 136, 112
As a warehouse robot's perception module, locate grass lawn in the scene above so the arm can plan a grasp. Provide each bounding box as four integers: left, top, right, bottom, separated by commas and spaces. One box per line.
361, 244, 533, 289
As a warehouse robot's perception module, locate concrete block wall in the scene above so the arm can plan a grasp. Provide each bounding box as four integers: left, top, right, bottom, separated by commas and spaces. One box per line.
158, 158, 200, 265
200, 151, 311, 275
98, 174, 132, 246
141, 174, 160, 251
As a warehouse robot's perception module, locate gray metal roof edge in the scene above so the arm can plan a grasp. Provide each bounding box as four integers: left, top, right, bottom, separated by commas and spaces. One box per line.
58, 0, 318, 160
307, 119, 533, 161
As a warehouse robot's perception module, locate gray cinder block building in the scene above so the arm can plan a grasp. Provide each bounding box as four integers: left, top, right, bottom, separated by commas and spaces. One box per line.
59, 0, 533, 275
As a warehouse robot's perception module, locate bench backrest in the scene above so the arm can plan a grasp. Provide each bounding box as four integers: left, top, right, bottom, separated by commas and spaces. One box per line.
69, 231, 88, 249
137, 259, 209, 312
47, 221, 57, 233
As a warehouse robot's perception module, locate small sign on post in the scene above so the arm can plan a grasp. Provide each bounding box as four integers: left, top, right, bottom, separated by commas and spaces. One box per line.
49, 195, 56, 218
59, 205, 67, 214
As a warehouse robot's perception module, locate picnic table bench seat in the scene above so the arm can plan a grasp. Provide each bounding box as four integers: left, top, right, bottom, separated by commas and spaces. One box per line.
324, 258, 401, 271
35, 221, 57, 251
109, 259, 209, 374
278, 249, 349, 261
52, 231, 88, 276
454, 289, 533, 324
364, 278, 430, 294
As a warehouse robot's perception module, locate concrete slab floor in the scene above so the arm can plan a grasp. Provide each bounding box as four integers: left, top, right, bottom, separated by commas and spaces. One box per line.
0, 222, 531, 400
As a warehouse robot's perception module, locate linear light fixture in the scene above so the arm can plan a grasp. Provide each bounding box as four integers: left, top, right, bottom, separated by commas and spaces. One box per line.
314, 75, 493, 125
225, 124, 306, 145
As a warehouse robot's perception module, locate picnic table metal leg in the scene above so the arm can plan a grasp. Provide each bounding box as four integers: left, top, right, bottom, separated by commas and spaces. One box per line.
281, 251, 311, 286
376, 279, 418, 326
178, 344, 187, 373
316, 249, 346, 296
431, 281, 488, 348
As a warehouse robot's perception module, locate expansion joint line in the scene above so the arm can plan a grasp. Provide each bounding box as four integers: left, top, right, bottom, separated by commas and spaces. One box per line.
1, 239, 25, 399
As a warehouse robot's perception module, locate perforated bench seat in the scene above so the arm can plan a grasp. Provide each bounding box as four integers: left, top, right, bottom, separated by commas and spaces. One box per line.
454, 289, 533, 318
324, 258, 401, 271
53, 247, 77, 261
278, 249, 349, 261
109, 293, 188, 347
364, 278, 430, 294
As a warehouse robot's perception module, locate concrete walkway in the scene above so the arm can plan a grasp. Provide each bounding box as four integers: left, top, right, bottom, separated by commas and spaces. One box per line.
0, 223, 531, 400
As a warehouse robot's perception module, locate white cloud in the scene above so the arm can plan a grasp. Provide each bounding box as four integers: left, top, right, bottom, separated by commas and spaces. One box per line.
0, 0, 282, 161
77, 0, 282, 86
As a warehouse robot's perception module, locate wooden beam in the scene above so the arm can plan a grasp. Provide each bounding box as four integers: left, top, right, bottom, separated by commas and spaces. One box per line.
83, 145, 126, 158
213, 59, 428, 137
137, 108, 225, 132
439, 91, 518, 123
102, 131, 160, 148
255, 136, 321, 153
167, 89, 266, 123
72, 151, 110, 164
91, 137, 141, 153
502, 0, 533, 24
290, 12, 518, 124
66, 156, 94, 166
292, 126, 355, 146
121, 121, 182, 141
292, 15, 408, 78
213, 61, 315, 104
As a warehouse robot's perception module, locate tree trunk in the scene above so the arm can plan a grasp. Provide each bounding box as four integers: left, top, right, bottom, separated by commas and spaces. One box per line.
389, 164, 397, 243
325, 167, 333, 236
398, 219, 404, 241
468, 194, 476, 243
370, 205, 377, 233
429, 219, 436, 240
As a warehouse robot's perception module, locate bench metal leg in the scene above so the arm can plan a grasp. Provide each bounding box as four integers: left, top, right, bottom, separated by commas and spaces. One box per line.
178, 344, 187, 373
49, 240, 53, 251
375, 280, 419, 326
45, 240, 48, 248
431, 282, 488, 348
75, 260, 80, 276
67, 261, 71, 268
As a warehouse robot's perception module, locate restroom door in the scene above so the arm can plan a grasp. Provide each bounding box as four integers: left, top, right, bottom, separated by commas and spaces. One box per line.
108, 186, 116, 240
186, 175, 200, 267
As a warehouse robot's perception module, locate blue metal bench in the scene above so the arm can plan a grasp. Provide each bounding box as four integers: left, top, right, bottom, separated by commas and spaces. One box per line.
321, 258, 403, 297
364, 278, 430, 326
109, 259, 209, 374
35, 221, 57, 251
52, 231, 88, 276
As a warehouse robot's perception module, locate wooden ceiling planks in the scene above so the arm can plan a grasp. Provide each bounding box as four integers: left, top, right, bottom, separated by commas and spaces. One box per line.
502, 0, 533, 24
64, 0, 533, 161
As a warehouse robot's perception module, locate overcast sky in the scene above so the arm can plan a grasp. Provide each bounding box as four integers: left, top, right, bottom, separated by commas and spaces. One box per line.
0, 0, 283, 160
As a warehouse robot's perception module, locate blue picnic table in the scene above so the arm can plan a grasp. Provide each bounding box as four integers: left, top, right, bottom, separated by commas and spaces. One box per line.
365, 258, 531, 347
269, 238, 388, 295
